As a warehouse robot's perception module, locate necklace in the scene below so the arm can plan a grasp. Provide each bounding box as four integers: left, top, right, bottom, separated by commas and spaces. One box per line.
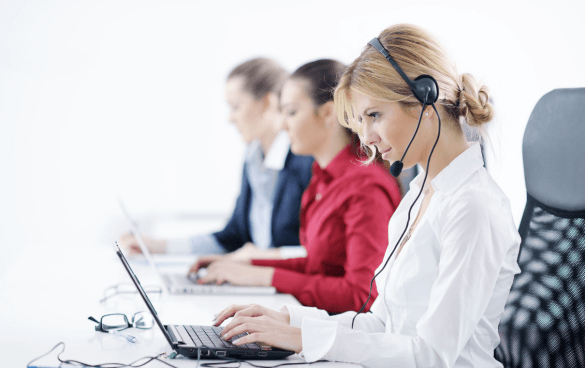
397, 186, 430, 256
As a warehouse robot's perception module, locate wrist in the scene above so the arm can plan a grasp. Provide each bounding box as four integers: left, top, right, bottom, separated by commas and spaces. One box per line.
262, 267, 275, 287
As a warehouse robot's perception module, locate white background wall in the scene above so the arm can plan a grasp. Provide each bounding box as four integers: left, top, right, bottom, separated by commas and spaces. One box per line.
1, 0, 584, 278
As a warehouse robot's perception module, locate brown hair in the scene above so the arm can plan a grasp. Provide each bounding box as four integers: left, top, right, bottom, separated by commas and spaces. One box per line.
335, 24, 493, 139
290, 59, 347, 107
290, 59, 384, 164
228, 58, 288, 100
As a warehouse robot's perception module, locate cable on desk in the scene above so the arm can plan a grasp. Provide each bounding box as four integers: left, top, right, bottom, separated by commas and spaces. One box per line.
199, 357, 328, 368
27, 342, 327, 368
27, 342, 179, 368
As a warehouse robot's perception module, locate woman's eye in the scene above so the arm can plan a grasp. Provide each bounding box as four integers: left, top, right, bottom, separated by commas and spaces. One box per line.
368, 112, 380, 120
288, 110, 296, 117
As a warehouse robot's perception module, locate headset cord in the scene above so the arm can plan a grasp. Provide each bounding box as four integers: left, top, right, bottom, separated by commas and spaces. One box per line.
351, 102, 441, 329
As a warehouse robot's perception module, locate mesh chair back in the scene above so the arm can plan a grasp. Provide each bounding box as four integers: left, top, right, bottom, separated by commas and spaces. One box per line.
495, 88, 585, 367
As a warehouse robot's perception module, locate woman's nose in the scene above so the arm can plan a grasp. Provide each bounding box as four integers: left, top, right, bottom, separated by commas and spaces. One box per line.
361, 121, 379, 146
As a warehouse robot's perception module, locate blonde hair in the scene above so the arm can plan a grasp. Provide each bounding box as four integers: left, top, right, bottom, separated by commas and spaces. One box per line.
335, 24, 493, 155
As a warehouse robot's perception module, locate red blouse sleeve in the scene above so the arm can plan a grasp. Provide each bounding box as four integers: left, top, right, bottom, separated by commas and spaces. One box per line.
251, 257, 307, 272
268, 184, 394, 314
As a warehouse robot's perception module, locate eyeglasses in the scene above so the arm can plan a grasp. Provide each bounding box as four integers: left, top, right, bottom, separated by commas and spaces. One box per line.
88, 311, 154, 332
100, 283, 162, 303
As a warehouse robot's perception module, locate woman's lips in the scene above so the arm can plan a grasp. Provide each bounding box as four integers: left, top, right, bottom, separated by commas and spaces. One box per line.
380, 147, 392, 158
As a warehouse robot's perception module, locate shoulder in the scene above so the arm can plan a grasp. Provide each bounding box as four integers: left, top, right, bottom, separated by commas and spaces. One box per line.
341, 159, 399, 191
434, 168, 517, 239
281, 151, 314, 185
284, 151, 314, 171
445, 168, 510, 212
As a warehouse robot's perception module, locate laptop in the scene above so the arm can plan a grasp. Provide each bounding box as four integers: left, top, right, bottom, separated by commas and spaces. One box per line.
114, 242, 294, 360
118, 200, 277, 295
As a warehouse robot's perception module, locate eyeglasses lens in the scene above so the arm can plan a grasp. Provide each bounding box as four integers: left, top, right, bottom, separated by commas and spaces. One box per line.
101, 314, 129, 331
132, 312, 154, 329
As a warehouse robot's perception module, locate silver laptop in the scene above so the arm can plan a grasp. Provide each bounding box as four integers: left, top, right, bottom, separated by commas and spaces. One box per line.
118, 200, 277, 295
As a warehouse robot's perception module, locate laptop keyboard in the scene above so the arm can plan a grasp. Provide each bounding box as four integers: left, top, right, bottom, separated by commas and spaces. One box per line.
183, 325, 261, 349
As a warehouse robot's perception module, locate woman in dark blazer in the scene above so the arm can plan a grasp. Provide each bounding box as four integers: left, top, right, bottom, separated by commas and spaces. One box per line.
121, 58, 313, 257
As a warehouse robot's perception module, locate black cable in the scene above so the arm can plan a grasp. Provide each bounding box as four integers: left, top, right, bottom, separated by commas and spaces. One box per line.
27, 342, 179, 368
28, 342, 327, 368
200, 356, 328, 368
351, 102, 442, 329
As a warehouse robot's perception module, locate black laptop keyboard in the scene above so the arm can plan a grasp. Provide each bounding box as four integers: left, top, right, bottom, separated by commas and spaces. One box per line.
184, 325, 261, 349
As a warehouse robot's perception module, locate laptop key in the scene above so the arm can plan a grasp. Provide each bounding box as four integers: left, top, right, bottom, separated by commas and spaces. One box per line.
185, 326, 203, 346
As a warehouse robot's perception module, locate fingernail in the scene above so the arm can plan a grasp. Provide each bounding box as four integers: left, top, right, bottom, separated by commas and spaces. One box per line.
232, 338, 241, 345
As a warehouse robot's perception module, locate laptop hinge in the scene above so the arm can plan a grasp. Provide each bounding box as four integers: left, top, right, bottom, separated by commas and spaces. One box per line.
169, 325, 186, 345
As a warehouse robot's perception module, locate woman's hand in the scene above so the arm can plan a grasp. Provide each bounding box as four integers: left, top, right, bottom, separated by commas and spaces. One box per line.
227, 315, 302, 353
118, 233, 167, 254
230, 242, 283, 260
197, 261, 274, 286
214, 304, 300, 353
188, 254, 226, 275
213, 303, 290, 327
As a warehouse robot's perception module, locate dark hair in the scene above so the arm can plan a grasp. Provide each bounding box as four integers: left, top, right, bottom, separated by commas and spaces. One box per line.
228, 58, 288, 100
290, 59, 371, 161
290, 59, 347, 107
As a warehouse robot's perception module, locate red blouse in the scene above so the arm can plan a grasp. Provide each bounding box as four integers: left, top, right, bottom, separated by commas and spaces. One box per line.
252, 145, 401, 314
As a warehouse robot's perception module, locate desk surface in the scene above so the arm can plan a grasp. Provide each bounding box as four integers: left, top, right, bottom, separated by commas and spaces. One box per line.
0, 241, 359, 368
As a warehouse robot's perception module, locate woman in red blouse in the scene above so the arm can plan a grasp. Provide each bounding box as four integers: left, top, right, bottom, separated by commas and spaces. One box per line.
194, 60, 402, 314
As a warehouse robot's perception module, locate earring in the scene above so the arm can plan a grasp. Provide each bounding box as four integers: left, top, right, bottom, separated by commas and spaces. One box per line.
425, 113, 429, 116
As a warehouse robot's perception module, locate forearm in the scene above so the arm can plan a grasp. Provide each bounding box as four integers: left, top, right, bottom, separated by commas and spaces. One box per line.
301, 320, 442, 368
252, 257, 307, 272
271, 268, 377, 314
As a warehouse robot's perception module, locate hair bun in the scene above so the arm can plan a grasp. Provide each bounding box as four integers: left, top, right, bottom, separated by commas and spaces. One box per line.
457, 73, 494, 126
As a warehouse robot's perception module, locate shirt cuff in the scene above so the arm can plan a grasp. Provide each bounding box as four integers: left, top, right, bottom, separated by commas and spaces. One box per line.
280, 304, 329, 328
279, 246, 307, 259
166, 238, 192, 254
299, 317, 338, 362
190, 234, 226, 254
166, 234, 226, 255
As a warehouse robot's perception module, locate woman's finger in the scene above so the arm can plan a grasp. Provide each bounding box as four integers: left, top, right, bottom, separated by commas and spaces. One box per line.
221, 315, 266, 339
221, 320, 260, 341
233, 332, 265, 346
213, 304, 251, 326
197, 268, 218, 284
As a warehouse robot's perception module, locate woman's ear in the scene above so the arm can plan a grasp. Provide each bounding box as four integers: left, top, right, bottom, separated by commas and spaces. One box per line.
318, 101, 336, 129
423, 105, 434, 119
263, 93, 280, 114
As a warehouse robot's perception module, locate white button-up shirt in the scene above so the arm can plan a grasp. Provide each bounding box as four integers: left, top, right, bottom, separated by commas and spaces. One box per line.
285, 143, 521, 368
247, 130, 290, 249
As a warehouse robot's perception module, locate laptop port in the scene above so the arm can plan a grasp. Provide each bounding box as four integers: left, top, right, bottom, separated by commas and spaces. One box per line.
258, 352, 268, 357
216, 351, 226, 357
245, 352, 254, 356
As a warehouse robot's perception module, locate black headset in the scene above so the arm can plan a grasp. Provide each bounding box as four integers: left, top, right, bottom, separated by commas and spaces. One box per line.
367, 37, 439, 177
351, 37, 442, 329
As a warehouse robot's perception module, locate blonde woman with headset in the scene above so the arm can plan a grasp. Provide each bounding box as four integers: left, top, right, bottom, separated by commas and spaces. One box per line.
209, 24, 521, 368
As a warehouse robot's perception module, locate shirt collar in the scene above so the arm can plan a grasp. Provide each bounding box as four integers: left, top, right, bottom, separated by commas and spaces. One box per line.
410, 143, 484, 194
246, 130, 291, 171
312, 144, 354, 181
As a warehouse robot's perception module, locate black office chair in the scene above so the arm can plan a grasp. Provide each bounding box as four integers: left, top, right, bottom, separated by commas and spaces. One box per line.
495, 88, 585, 367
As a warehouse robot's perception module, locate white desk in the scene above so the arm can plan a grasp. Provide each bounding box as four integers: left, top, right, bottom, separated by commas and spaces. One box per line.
0, 241, 359, 368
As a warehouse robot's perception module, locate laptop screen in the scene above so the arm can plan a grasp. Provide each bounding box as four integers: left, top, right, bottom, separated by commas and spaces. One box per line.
114, 242, 175, 349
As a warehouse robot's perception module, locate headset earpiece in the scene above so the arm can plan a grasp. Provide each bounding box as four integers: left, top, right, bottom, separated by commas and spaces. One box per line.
413, 75, 439, 104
